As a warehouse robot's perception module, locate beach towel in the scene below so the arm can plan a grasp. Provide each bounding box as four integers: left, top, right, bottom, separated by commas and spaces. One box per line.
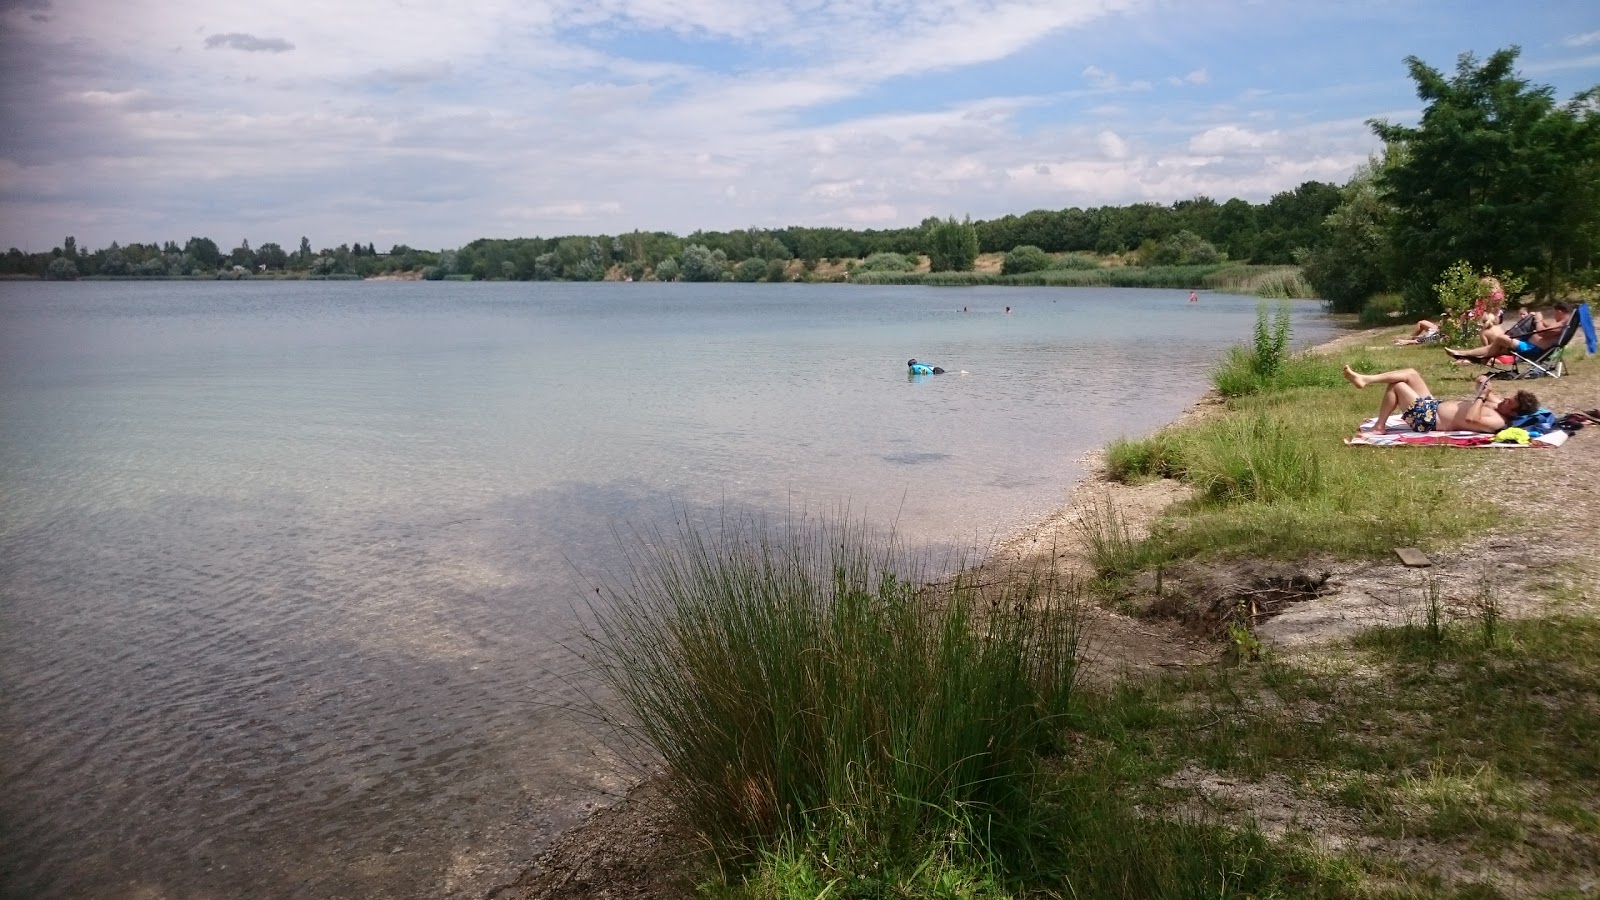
1345, 416, 1569, 448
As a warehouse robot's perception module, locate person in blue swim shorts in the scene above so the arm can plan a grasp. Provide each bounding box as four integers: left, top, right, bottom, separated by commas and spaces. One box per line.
1342, 366, 1538, 435
1445, 302, 1570, 361
907, 358, 946, 375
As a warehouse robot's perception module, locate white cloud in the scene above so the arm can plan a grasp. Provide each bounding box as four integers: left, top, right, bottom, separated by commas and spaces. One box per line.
1097, 130, 1130, 159
1188, 125, 1281, 155
1563, 31, 1600, 47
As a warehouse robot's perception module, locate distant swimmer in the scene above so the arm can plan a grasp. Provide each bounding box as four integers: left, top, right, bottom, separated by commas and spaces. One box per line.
907, 358, 946, 375
1188, 290, 1199, 303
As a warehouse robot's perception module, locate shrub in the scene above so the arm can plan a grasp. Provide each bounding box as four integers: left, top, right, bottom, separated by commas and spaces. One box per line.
858, 252, 916, 273
1053, 253, 1102, 270
1001, 245, 1052, 276
1359, 293, 1406, 326
46, 257, 81, 280
1433, 261, 1525, 345
584, 511, 1082, 862
735, 257, 765, 282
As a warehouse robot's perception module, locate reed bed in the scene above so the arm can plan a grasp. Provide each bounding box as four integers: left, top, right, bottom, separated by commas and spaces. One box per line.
851, 263, 1316, 297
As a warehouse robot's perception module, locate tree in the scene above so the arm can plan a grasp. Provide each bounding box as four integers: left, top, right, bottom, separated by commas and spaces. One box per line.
1370, 47, 1600, 305
45, 257, 79, 280
924, 217, 979, 272
654, 258, 680, 282
184, 237, 222, 269
1297, 158, 1396, 313
679, 244, 727, 282
257, 242, 289, 270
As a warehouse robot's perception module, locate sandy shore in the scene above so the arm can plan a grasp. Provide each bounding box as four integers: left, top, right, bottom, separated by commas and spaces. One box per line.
489, 323, 1600, 899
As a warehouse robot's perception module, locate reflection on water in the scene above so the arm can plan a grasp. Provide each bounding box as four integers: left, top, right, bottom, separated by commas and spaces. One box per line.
0, 281, 1337, 898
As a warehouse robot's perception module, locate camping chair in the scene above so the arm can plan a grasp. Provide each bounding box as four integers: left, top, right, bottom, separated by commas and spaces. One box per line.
1486, 302, 1596, 380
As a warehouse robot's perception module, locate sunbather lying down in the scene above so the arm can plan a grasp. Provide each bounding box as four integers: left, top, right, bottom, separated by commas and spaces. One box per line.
1343, 366, 1538, 435
1394, 319, 1442, 345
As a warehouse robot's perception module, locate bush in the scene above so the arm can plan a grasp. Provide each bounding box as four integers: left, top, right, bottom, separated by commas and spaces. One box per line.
1359, 293, 1405, 326
735, 257, 765, 282
1001, 245, 1052, 276
1053, 253, 1101, 270
584, 511, 1082, 863
858, 252, 915, 273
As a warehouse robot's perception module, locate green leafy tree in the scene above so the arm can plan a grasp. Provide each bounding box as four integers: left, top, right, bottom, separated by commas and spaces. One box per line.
654, 257, 680, 282
184, 237, 222, 270
1371, 47, 1600, 306
257, 243, 289, 270
45, 256, 79, 280
924, 216, 979, 272
679, 244, 727, 282
1296, 158, 1397, 313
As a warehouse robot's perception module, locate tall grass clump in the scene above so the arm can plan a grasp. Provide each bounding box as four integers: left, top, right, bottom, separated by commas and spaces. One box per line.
1182, 413, 1326, 505
584, 510, 1082, 869
1203, 264, 1315, 298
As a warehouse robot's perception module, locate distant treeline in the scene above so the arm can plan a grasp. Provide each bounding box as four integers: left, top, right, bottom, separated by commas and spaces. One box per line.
13, 45, 1597, 318
3, 184, 1340, 284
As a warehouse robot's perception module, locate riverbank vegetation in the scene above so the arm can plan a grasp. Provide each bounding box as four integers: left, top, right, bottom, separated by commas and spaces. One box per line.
568, 304, 1599, 897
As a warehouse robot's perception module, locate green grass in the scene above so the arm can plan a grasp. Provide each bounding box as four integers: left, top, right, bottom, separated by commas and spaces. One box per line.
1097, 351, 1496, 566
586, 511, 1083, 872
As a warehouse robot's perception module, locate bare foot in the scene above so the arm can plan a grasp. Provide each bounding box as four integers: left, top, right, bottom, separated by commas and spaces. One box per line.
1342, 365, 1368, 389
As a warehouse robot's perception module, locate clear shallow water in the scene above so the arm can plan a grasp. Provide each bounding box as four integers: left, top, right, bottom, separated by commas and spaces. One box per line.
0, 280, 1337, 898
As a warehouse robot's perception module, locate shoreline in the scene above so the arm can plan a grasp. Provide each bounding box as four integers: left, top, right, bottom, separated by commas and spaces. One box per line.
491, 320, 1600, 898
487, 323, 1380, 898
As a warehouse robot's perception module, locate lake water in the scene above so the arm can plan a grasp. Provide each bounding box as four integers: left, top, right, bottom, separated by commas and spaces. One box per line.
0, 280, 1337, 899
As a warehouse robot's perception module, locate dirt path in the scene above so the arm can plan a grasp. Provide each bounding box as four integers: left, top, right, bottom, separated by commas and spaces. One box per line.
490, 327, 1600, 899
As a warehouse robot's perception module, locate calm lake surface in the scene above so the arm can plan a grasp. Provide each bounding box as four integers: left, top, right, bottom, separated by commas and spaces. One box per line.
0, 280, 1338, 899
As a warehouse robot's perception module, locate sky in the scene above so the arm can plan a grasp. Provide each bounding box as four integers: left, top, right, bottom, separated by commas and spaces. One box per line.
1, 0, 1597, 254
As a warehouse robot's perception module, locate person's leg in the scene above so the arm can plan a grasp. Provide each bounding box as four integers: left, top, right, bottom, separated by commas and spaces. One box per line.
1448, 332, 1517, 360
1344, 367, 1427, 433
1343, 366, 1431, 394
1413, 319, 1438, 337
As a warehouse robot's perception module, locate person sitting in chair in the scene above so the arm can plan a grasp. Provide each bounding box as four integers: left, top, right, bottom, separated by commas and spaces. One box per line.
1343, 366, 1537, 435
1445, 302, 1570, 361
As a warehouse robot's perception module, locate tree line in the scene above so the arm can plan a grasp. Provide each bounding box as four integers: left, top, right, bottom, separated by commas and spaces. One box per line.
9, 47, 1594, 314
5, 187, 1343, 284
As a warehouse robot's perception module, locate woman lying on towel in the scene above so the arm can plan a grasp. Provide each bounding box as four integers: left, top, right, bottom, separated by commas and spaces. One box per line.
1343, 366, 1538, 435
